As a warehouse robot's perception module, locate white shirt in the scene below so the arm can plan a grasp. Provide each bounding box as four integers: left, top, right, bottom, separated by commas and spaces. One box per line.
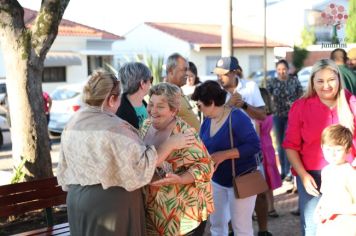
226, 78, 265, 119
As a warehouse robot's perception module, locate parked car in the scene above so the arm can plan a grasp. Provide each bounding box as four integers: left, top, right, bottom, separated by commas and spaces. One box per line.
48, 83, 84, 134
248, 70, 276, 87
297, 66, 312, 91
0, 80, 8, 147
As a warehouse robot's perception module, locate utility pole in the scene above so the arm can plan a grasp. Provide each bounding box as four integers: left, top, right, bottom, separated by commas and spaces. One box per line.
263, 0, 267, 88
222, 0, 233, 57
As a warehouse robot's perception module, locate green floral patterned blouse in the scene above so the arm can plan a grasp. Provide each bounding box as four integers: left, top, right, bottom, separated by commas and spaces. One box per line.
140, 117, 214, 236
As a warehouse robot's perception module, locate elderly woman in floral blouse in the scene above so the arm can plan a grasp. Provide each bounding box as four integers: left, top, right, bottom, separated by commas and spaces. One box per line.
57, 70, 196, 236
141, 82, 214, 236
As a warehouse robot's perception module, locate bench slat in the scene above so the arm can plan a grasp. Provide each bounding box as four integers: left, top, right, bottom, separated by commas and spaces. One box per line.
0, 178, 58, 195
1, 177, 69, 235
13, 223, 70, 236
0, 187, 65, 206
0, 194, 66, 217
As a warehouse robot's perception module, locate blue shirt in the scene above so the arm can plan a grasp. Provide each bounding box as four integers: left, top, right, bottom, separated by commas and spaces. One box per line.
200, 108, 260, 187
134, 105, 148, 128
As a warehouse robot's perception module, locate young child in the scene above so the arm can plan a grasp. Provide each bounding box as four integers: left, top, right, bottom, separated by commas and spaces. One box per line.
255, 88, 282, 217
315, 124, 356, 235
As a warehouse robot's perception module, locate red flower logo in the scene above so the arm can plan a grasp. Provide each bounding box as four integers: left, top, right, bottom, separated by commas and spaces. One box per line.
321, 3, 348, 29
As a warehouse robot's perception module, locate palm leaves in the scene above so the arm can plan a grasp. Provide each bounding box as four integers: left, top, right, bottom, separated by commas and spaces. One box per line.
142, 54, 164, 85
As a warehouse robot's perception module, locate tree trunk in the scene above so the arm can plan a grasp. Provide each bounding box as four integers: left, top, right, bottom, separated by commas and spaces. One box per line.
0, 0, 70, 181
2, 44, 52, 180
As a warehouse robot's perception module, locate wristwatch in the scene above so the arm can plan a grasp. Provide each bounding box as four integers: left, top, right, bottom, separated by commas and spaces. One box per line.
242, 102, 248, 110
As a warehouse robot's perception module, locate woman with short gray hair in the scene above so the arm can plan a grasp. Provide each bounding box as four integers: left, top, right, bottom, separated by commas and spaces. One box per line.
116, 62, 153, 129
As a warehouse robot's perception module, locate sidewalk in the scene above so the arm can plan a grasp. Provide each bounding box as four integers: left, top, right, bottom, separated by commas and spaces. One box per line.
0, 135, 61, 185
203, 181, 301, 236
256, 182, 301, 236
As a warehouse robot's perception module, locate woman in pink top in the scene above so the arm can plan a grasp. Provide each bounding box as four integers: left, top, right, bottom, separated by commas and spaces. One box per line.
283, 59, 356, 236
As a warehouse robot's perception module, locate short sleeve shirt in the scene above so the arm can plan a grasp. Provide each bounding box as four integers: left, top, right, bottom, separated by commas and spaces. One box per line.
133, 105, 148, 128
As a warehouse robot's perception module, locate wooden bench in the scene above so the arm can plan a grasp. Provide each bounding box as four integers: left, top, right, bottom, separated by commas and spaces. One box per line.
0, 177, 69, 235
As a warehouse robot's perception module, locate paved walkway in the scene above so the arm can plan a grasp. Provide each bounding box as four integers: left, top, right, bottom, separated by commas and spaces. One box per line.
203, 181, 301, 236
257, 183, 301, 236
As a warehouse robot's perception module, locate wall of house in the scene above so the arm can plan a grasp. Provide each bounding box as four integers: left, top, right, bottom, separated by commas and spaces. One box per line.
42, 36, 89, 93
189, 47, 276, 81
51, 36, 87, 51
113, 23, 191, 67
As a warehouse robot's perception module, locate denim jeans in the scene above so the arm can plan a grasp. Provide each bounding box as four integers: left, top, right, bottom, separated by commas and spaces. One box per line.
296, 171, 321, 236
272, 115, 290, 179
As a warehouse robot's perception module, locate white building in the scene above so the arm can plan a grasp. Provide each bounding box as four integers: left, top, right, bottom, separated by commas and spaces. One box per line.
0, 8, 123, 93
114, 22, 287, 80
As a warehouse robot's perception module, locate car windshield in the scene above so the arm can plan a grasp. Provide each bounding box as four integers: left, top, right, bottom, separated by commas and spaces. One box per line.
51, 88, 80, 101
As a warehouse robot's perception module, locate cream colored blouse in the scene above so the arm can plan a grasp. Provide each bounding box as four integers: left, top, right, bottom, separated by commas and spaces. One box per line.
57, 106, 157, 191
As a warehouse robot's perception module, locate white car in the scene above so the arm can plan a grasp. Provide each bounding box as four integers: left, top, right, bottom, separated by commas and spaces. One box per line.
49, 83, 84, 134
297, 66, 312, 90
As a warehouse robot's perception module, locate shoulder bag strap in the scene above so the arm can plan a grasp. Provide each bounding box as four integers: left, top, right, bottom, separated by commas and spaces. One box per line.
229, 112, 236, 178
229, 109, 259, 178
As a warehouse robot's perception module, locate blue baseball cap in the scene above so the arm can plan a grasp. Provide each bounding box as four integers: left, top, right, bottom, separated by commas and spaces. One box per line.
213, 56, 240, 75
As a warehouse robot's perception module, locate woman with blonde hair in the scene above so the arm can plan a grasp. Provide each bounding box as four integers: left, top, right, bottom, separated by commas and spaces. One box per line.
57, 69, 195, 236
283, 59, 356, 236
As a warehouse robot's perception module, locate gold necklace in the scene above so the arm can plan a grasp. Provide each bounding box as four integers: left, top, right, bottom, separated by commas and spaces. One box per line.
212, 106, 226, 124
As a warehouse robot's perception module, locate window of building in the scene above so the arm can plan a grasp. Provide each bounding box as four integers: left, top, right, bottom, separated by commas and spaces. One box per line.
42, 67, 66, 83
87, 56, 113, 75
206, 56, 220, 75
248, 55, 263, 75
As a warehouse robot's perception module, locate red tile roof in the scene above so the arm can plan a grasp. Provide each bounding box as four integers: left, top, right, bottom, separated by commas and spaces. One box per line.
145, 22, 287, 48
24, 8, 123, 40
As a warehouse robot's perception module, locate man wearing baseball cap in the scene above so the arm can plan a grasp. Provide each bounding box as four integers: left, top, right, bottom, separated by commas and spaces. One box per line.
213, 56, 266, 120
347, 48, 356, 73
213, 56, 272, 236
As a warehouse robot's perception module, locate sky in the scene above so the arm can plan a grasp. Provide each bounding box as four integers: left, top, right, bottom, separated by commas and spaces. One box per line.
18, 0, 276, 36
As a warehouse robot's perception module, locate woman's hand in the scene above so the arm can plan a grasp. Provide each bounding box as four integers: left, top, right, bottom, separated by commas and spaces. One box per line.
301, 172, 320, 197
168, 129, 196, 150
210, 149, 239, 171
150, 173, 182, 186
210, 151, 226, 170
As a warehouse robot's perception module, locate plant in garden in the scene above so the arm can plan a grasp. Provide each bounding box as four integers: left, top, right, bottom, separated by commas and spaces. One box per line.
346, 0, 356, 43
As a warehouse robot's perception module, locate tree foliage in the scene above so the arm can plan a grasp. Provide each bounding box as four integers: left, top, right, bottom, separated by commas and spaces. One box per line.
346, 0, 356, 43
292, 46, 309, 72
300, 27, 316, 49
0, 0, 70, 181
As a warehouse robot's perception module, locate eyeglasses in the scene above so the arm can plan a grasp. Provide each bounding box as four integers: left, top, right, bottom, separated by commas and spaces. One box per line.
196, 102, 202, 110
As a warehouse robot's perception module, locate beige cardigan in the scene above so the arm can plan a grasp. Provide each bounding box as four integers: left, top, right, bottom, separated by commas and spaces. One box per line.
57, 106, 157, 191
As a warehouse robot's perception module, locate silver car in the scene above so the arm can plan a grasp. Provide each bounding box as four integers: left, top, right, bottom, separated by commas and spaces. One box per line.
49, 83, 84, 134
297, 66, 312, 91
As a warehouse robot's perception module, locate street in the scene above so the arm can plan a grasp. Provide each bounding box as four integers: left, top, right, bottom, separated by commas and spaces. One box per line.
0, 130, 61, 185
